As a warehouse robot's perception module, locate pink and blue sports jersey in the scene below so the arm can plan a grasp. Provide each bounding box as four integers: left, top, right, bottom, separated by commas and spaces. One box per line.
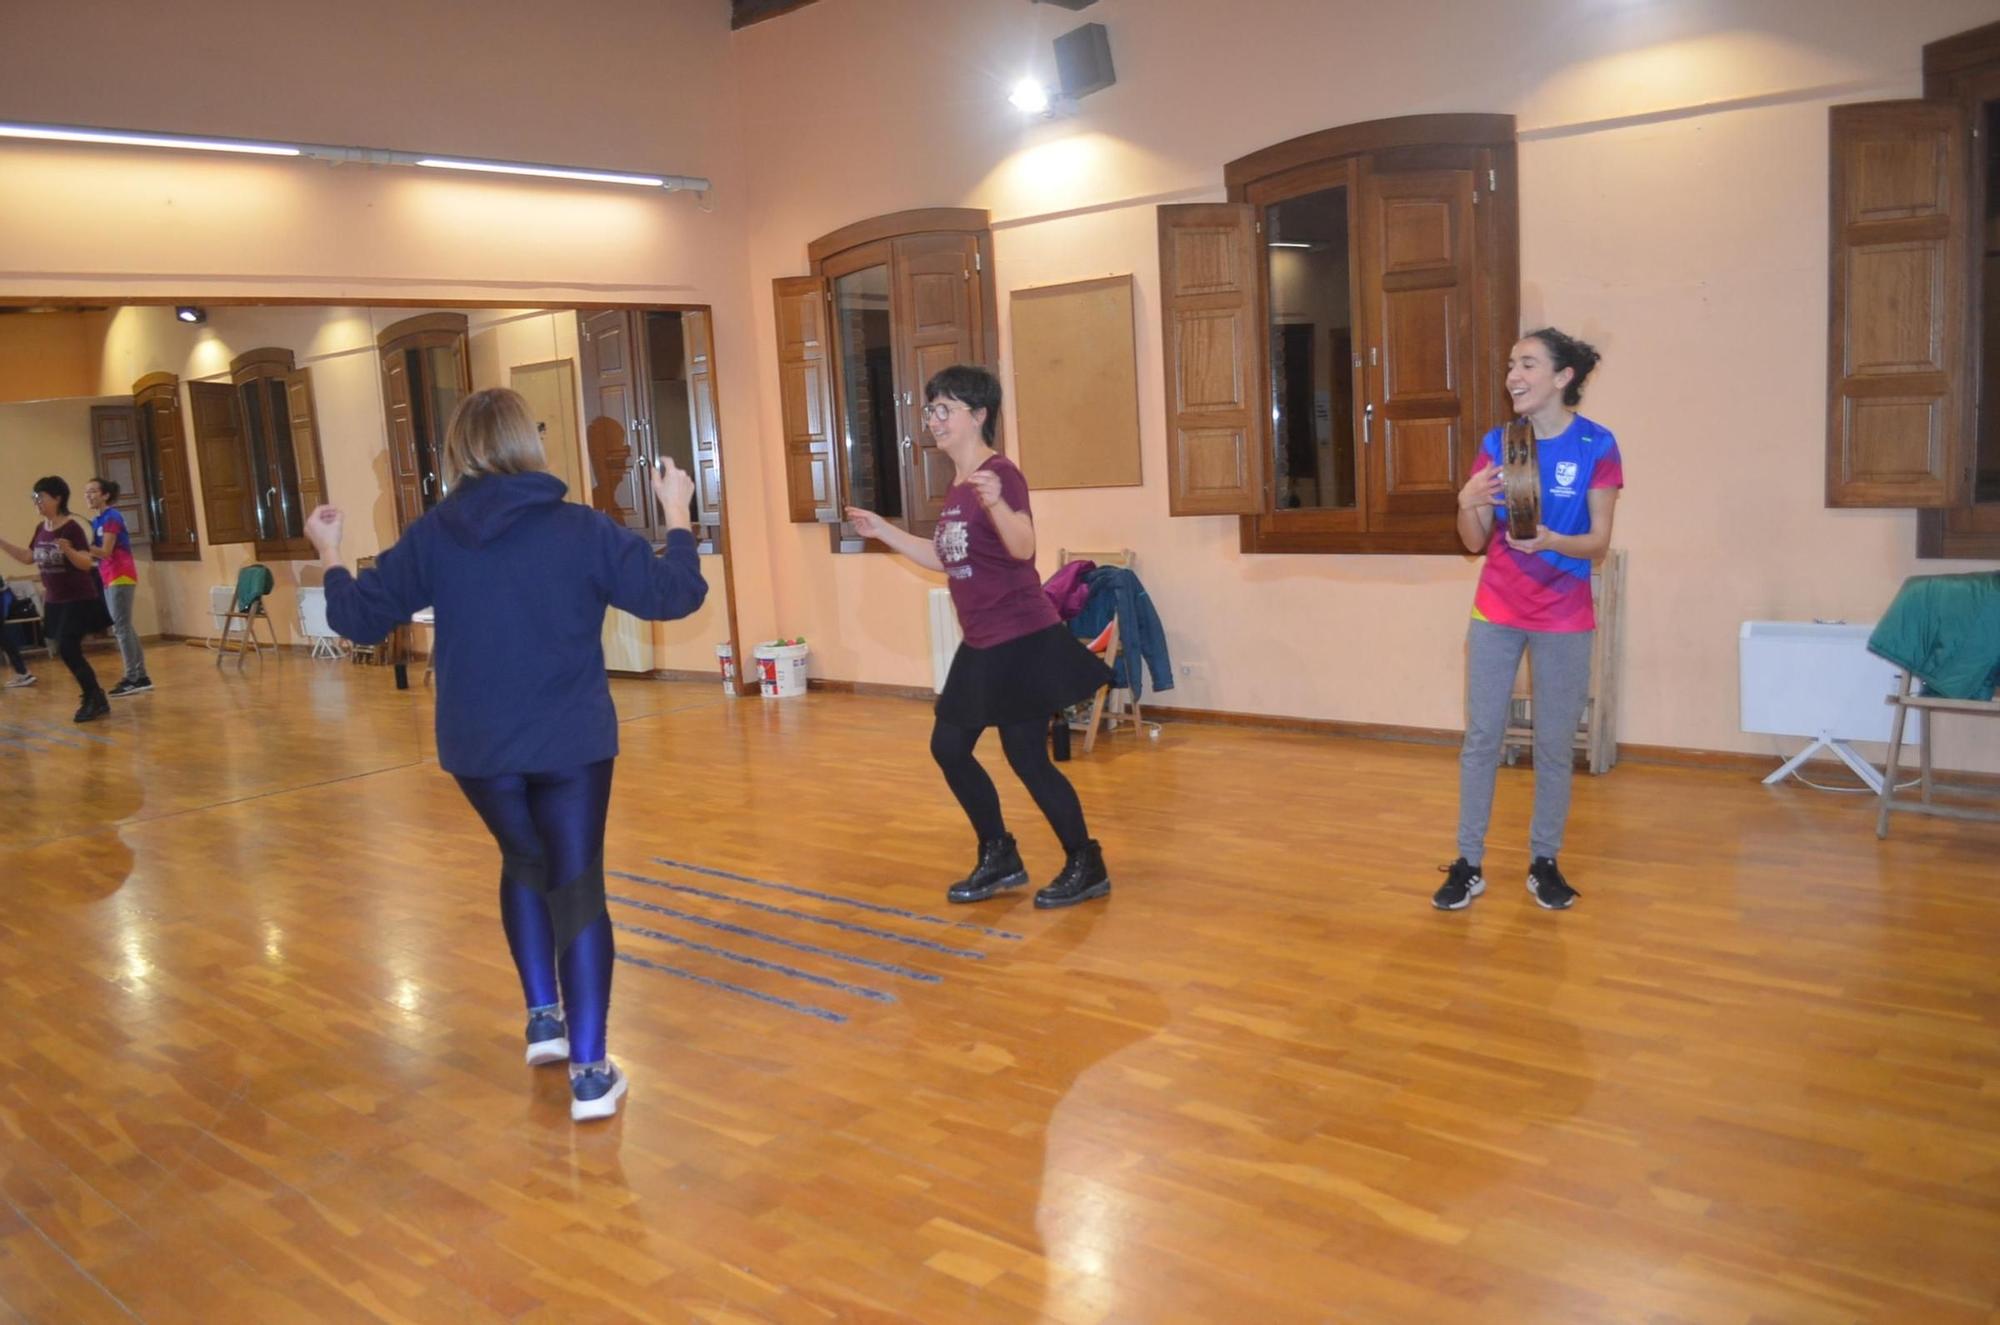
1470, 414, 1622, 632
92, 507, 138, 587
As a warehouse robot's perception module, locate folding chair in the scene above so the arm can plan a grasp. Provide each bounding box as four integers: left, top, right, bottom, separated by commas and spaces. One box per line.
1058, 548, 1159, 752
215, 563, 278, 668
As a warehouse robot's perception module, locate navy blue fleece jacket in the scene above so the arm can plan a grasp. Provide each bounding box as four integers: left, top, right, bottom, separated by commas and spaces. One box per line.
324, 472, 707, 777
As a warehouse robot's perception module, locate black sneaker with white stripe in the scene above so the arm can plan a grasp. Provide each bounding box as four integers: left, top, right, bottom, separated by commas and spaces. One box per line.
1431, 858, 1485, 910
1527, 856, 1579, 910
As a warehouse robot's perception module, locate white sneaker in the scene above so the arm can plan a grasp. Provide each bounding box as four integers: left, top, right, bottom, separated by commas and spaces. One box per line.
4, 672, 34, 688
524, 1009, 569, 1067
570, 1062, 627, 1122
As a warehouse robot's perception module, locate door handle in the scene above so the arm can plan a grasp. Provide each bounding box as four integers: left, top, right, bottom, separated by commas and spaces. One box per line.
1363, 402, 1374, 446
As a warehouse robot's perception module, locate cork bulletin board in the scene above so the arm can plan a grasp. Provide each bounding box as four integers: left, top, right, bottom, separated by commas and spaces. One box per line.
1008, 274, 1142, 489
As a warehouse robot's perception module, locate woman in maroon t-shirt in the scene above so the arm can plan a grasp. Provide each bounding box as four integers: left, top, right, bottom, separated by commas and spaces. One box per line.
848, 365, 1114, 909
0, 476, 110, 721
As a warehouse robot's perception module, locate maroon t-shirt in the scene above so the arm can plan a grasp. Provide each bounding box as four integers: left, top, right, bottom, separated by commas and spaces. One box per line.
31, 519, 97, 604
933, 455, 1059, 648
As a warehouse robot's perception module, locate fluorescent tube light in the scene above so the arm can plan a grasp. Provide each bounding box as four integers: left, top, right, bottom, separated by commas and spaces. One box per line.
0, 121, 300, 156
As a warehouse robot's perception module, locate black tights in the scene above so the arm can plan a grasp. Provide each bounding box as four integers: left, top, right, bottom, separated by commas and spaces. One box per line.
930, 716, 1089, 853
50, 620, 99, 699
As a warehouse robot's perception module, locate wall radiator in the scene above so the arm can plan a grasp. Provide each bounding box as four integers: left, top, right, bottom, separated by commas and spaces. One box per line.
927, 588, 961, 693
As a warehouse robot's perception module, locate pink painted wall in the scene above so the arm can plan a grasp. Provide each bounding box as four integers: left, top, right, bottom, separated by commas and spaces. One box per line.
729, 0, 2000, 771
5, 0, 1999, 769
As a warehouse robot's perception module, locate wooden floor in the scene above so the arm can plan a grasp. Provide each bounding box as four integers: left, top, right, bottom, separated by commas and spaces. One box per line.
1, 646, 1997, 1325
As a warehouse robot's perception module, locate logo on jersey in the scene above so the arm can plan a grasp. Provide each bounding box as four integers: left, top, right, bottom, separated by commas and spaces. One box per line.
1555, 461, 1578, 489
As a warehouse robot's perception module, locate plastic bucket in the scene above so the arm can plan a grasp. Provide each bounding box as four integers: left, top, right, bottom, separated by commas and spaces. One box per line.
716, 641, 737, 696
753, 641, 809, 698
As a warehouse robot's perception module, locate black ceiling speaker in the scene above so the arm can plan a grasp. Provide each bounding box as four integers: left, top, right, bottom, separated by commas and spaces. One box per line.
1033, 0, 1098, 9
1054, 22, 1115, 99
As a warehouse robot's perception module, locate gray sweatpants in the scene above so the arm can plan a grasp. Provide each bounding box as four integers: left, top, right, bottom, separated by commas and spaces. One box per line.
1457, 618, 1593, 862
105, 582, 147, 682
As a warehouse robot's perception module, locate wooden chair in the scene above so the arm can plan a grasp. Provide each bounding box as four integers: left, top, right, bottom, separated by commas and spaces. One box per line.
1876, 672, 2000, 837
1058, 547, 1159, 752
215, 563, 279, 669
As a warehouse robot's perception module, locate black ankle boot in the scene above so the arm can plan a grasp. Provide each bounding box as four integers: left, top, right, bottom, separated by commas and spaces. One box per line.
946, 833, 1029, 904
1034, 839, 1110, 909
74, 690, 110, 724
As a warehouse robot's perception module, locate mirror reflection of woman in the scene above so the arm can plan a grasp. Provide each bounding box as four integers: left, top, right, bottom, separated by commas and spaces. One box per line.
307, 388, 707, 1122
1433, 329, 1620, 914
847, 364, 1115, 910
0, 477, 110, 721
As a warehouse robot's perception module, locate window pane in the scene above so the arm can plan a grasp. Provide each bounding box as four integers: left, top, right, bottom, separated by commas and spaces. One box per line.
238, 381, 275, 539
265, 379, 303, 539
405, 348, 441, 511
1265, 187, 1357, 511
1979, 98, 2000, 503
832, 265, 900, 520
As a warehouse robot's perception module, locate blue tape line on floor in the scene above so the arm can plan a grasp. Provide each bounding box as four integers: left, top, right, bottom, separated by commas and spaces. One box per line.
611, 918, 895, 1003
608, 870, 986, 961
614, 950, 846, 1024
650, 854, 1025, 942
607, 893, 940, 983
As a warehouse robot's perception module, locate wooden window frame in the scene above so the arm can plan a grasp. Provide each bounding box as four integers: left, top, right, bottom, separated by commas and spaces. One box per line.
377, 312, 471, 534
778, 208, 1000, 553
131, 373, 199, 560
1204, 114, 1519, 555
229, 347, 328, 562
1915, 20, 2000, 559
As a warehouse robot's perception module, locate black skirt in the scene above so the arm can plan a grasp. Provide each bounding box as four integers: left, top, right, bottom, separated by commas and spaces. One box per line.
43, 595, 111, 641
935, 623, 1114, 729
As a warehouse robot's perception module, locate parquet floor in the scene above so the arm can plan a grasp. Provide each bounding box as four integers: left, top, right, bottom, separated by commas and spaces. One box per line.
1, 646, 1996, 1324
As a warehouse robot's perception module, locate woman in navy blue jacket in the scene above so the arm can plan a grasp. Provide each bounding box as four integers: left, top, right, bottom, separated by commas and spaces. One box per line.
306, 387, 706, 1123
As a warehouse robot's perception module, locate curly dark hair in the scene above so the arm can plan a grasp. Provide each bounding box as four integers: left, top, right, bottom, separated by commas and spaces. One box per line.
1522, 328, 1602, 407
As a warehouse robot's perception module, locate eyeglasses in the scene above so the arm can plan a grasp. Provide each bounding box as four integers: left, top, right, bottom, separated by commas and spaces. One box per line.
919, 401, 966, 423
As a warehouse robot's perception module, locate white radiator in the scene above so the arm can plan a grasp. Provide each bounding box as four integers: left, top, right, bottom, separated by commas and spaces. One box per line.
927, 587, 962, 693
209, 584, 235, 640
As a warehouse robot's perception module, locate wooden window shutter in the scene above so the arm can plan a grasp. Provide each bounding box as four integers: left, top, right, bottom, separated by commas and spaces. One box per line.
89, 404, 151, 551
284, 369, 327, 518
379, 349, 425, 531
186, 380, 259, 545
1157, 203, 1265, 516
773, 275, 839, 522
1827, 100, 1969, 507
684, 310, 724, 534
892, 233, 981, 534
578, 310, 655, 534
1359, 164, 1479, 522
135, 376, 199, 559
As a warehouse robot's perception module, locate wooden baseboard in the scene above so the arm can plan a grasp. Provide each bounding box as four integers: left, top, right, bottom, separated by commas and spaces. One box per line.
807, 677, 939, 703
1142, 703, 1460, 746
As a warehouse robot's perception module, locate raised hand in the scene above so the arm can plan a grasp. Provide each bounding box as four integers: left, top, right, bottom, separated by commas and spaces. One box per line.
845, 506, 887, 540
305, 505, 345, 559
967, 470, 1004, 511
648, 457, 696, 530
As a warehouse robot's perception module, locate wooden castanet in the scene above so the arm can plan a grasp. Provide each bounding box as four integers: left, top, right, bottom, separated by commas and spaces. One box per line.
1501, 418, 1540, 540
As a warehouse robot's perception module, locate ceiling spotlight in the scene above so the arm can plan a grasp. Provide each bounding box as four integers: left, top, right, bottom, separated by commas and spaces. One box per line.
1009, 78, 1053, 116
175, 305, 206, 324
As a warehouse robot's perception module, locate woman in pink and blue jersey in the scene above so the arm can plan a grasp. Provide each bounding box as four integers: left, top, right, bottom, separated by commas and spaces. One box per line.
1432, 328, 1622, 913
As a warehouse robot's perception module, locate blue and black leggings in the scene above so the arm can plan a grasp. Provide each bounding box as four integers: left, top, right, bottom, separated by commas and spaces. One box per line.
454, 758, 616, 1065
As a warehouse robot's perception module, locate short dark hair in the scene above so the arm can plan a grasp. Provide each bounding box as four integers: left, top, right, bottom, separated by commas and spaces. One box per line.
32, 476, 70, 515
90, 475, 120, 502
924, 364, 1001, 445
1522, 328, 1602, 407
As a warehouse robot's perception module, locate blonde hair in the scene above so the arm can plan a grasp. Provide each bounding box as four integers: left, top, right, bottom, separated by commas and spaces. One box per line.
442, 387, 547, 483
